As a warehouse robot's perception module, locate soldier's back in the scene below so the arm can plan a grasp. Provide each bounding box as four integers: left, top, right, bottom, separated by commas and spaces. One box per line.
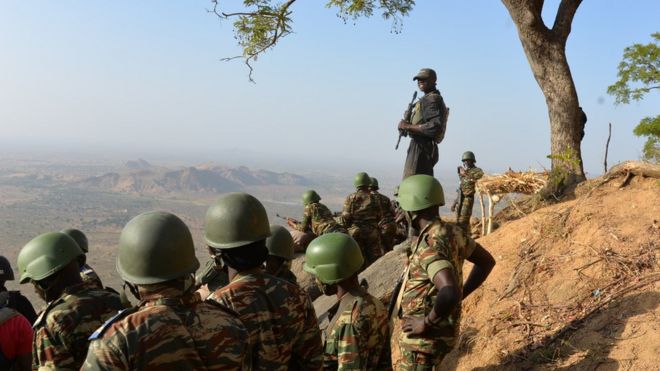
209, 270, 322, 371
33, 282, 123, 370
84, 296, 249, 370
343, 191, 381, 226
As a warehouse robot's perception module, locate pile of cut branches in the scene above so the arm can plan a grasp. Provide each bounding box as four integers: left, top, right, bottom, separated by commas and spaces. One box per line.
477, 170, 548, 195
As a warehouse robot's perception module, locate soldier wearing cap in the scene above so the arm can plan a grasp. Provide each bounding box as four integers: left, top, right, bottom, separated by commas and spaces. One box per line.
451, 151, 484, 235
398, 68, 449, 179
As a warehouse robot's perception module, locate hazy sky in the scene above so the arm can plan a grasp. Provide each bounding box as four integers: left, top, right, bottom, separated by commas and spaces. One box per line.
1, 1, 658, 178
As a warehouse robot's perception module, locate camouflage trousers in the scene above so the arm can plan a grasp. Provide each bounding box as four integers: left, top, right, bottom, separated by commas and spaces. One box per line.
457, 195, 474, 235
390, 316, 452, 371
347, 224, 383, 268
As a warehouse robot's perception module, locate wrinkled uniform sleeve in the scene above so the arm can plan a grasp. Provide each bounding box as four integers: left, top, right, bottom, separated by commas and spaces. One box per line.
415, 94, 446, 141
33, 321, 77, 370
341, 195, 353, 226
83, 338, 128, 371
422, 228, 454, 282
293, 294, 323, 370
336, 311, 373, 371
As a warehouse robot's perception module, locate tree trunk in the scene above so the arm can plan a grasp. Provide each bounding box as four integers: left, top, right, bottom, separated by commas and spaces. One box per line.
502, 0, 586, 197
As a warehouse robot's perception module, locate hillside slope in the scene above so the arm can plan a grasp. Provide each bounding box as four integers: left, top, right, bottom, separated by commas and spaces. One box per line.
441, 168, 659, 370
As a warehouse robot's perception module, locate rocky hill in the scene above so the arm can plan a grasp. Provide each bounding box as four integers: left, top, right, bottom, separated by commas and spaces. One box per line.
75, 163, 312, 195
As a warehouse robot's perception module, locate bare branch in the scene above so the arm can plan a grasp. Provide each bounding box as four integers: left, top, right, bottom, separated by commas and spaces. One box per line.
552, 0, 582, 41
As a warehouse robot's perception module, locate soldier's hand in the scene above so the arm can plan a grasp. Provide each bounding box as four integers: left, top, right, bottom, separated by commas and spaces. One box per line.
402, 316, 427, 336
398, 120, 411, 131
450, 204, 457, 212
458, 167, 466, 176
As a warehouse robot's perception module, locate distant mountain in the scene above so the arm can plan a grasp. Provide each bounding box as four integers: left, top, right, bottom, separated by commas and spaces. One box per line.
75, 163, 312, 194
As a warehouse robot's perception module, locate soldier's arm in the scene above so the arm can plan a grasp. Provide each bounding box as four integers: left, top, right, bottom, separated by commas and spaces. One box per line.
296, 207, 311, 232
463, 242, 495, 299
341, 197, 353, 226
403, 95, 445, 139
334, 322, 367, 370
292, 294, 323, 371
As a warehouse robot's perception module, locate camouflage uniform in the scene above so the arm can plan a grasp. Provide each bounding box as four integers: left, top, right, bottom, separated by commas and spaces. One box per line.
272, 266, 298, 285
209, 269, 323, 370
456, 167, 484, 234
323, 289, 390, 370
296, 202, 346, 236
32, 280, 123, 370
341, 190, 383, 266
372, 191, 397, 252
393, 218, 476, 369
84, 281, 250, 370
80, 263, 104, 289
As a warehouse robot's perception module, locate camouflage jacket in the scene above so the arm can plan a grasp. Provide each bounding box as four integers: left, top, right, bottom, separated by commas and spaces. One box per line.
323, 289, 390, 371
32, 281, 123, 370
208, 269, 323, 371
371, 192, 395, 225
84, 282, 249, 370
273, 266, 298, 286
341, 190, 382, 228
80, 263, 104, 289
398, 218, 476, 353
296, 202, 342, 235
458, 167, 484, 196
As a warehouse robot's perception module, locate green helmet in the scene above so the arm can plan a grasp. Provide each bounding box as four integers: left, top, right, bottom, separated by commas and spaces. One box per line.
266, 225, 294, 260
117, 211, 199, 285
353, 172, 370, 188
397, 175, 445, 211
61, 228, 88, 253
303, 233, 364, 284
0, 256, 14, 281
462, 151, 476, 162
369, 177, 379, 190
17, 232, 83, 284
302, 190, 321, 206
204, 192, 271, 249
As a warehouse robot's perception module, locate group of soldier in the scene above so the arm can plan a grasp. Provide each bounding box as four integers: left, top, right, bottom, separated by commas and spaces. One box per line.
0, 67, 496, 370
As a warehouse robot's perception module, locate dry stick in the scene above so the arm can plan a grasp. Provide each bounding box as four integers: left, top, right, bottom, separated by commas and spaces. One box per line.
604, 122, 612, 173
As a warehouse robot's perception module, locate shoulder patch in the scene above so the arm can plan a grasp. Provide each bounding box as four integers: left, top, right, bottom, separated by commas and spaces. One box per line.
88, 307, 138, 341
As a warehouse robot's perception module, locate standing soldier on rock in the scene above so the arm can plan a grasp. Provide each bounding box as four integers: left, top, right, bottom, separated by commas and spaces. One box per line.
205, 192, 323, 370
398, 68, 448, 179
304, 233, 390, 370
17, 232, 124, 370
342, 172, 384, 267
392, 175, 495, 369
61, 228, 104, 289
369, 177, 397, 252
265, 225, 299, 285
290, 189, 346, 252
84, 211, 250, 370
450, 151, 484, 235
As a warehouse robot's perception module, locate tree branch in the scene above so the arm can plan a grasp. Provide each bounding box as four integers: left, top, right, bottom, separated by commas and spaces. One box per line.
552, 0, 582, 41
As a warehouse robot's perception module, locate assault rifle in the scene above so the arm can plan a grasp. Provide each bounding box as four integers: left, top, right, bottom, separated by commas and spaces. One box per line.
395, 91, 418, 150
276, 213, 298, 228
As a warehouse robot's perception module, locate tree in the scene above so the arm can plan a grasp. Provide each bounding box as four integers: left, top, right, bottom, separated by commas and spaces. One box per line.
607, 32, 660, 163
211, 0, 586, 195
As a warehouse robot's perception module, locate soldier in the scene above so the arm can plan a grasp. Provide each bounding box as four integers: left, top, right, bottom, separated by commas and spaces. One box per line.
61, 228, 104, 289
265, 225, 299, 285
342, 172, 383, 267
84, 211, 250, 370
392, 175, 495, 369
369, 177, 397, 252
392, 186, 409, 245
450, 151, 484, 235
398, 68, 448, 179
304, 233, 390, 370
17, 232, 124, 370
290, 189, 346, 251
0, 256, 37, 324
205, 192, 323, 370
0, 256, 33, 371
